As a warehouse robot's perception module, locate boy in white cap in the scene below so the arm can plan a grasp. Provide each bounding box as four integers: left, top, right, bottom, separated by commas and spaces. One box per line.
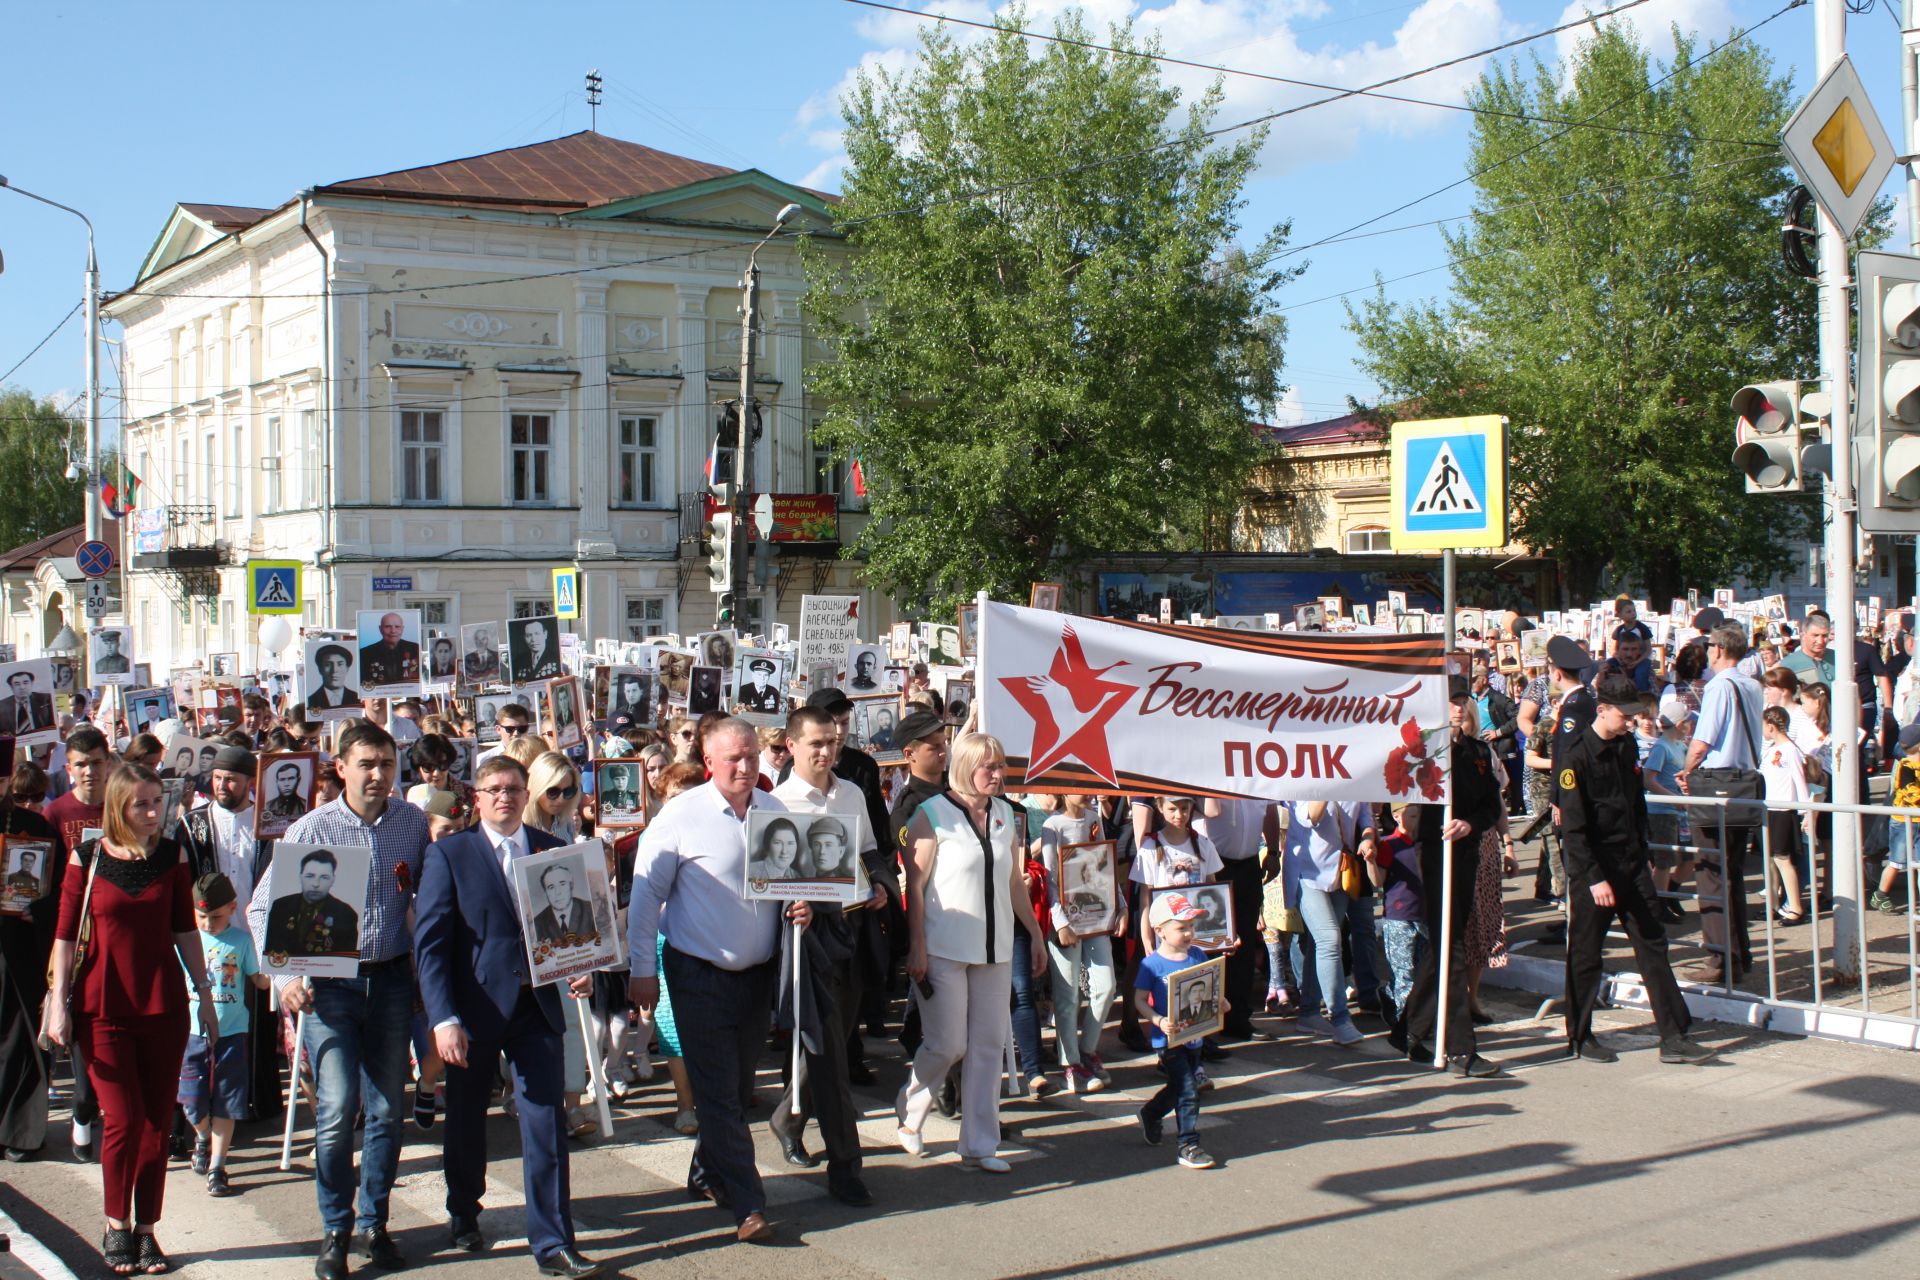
1133, 892, 1225, 1170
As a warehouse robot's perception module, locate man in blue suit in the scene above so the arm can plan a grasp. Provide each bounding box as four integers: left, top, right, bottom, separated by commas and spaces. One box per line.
414, 754, 601, 1279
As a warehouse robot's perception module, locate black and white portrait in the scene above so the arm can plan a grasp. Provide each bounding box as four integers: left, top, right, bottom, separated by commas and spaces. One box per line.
1028, 583, 1062, 613
49, 661, 77, 696
601, 666, 656, 731
695, 630, 736, 676
957, 605, 979, 658
943, 680, 974, 728
510, 841, 620, 985
733, 650, 786, 717
1058, 840, 1117, 935
302, 638, 363, 720
595, 759, 647, 828
686, 665, 723, 716
260, 840, 371, 979
843, 644, 884, 692
507, 614, 563, 685
1165, 956, 1226, 1048
550, 676, 584, 750
460, 622, 502, 687
927, 624, 962, 668
426, 632, 458, 685
254, 752, 319, 840
657, 651, 693, 702
1293, 603, 1326, 633
356, 609, 422, 695
742, 810, 866, 906
473, 692, 529, 745
0, 660, 58, 744
881, 664, 907, 693
1156, 882, 1236, 952
165, 735, 220, 795
88, 626, 134, 686
210, 653, 238, 679
805, 659, 839, 697
1, 838, 52, 915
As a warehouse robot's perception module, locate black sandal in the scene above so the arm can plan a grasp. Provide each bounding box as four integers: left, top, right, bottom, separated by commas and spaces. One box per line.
102, 1227, 136, 1274
135, 1232, 170, 1275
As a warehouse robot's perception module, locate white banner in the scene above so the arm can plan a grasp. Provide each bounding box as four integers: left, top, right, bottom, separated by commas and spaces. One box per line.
979, 601, 1451, 803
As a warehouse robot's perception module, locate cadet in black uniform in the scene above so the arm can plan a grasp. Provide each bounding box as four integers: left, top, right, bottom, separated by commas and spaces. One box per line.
1560, 674, 1714, 1065
1398, 678, 1507, 1077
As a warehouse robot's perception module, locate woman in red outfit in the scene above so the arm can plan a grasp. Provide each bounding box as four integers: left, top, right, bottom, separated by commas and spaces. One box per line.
45, 763, 217, 1276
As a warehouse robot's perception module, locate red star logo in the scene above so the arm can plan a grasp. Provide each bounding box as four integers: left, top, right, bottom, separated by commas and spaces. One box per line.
999, 622, 1138, 787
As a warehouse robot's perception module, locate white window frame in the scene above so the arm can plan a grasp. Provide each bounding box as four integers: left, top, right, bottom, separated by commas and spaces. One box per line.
613, 413, 663, 508
404, 597, 452, 628
399, 407, 449, 506
622, 593, 670, 640
263, 414, 283, 514
302, 408, 320, 508
512, 598, 552, 620
226, 423, 245, 520
1346, 525, 1392, 554
202, 428, 216, 509
509, 410, 557, 506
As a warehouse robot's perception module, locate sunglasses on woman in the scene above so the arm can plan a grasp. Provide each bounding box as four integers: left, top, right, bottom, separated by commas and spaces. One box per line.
545, 784, 579, 801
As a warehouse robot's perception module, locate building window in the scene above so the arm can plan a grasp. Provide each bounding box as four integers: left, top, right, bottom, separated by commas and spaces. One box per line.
405, 598, 450, 626
202, 430, 215, 508
1346, 526, 1392, 554
810, 419, 842, 500
302, 408, 320, 507
263, 415, 282, 513
510, 412, 553, 504
401, 409, 446, 504
226, 426, 244, 518
623, 595, 667, 640
614, 414, 660, 507
513, 598, 551, 620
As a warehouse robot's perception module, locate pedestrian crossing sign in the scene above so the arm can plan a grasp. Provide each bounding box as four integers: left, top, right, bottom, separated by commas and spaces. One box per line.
1389, 416, 1508, 550
247, 560, 302, 615
552, 567, 580, 620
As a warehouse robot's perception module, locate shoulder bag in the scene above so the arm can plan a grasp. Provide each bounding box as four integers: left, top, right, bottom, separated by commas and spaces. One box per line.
1688, 686, 1765, 831
38, 840, 101, 1049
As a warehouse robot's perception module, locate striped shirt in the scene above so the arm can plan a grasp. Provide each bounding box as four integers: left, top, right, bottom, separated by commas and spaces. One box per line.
246, 795, 430, 968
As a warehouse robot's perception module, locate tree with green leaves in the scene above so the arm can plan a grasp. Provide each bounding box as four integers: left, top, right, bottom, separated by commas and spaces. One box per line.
1347, 24, 1878, 602
803, 10, 1296, 614
0, 388, 85, 551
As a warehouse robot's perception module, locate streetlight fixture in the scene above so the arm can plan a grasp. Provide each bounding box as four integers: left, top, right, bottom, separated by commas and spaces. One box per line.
1, 175, 101, 541
726, 202, 804, 623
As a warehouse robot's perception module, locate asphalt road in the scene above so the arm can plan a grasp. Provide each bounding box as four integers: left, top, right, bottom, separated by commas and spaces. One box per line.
6, 991, 1919, 1280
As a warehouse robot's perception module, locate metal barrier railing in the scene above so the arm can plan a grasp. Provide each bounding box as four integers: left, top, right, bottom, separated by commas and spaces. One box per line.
1591, 792, 1920, 1029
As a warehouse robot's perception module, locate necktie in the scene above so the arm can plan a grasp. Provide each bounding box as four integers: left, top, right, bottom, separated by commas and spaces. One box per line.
16, 704, 27, 734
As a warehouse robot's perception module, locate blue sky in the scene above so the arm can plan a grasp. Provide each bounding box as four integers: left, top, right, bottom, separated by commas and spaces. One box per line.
0, 0, 1906, 438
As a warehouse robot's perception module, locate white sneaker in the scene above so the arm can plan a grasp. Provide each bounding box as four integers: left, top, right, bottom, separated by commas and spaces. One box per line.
960, 1155, 1011, 1173
1297, 1013, 1336, 1037
896, 1125, 926, 1157
1329, 1020, 1364, 1046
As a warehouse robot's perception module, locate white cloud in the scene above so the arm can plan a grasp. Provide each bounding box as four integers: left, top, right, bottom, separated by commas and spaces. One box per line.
797, 0, 1750, 192
1272, 384, 1310, 425
1553, 0, 1736, 70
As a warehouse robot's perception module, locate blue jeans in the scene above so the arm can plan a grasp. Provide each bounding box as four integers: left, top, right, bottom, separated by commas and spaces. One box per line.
1295, 884, 1352, 1025
1344, 891, 1384, 1002
304, 963, 415, 1233
1009, 924, 1046, 1080
1145, 1043, 1202, 1147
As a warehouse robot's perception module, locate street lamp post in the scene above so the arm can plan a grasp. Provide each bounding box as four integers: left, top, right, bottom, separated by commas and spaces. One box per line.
732, 202, 802, 626
0, 176, 101, 541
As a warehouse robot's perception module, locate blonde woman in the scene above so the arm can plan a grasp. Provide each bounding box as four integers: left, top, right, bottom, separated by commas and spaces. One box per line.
521, 753, 583, 843
895, 733, 1049, 1172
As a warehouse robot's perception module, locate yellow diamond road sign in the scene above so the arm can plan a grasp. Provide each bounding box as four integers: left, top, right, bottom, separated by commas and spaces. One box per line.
1781, 54, 1894, 241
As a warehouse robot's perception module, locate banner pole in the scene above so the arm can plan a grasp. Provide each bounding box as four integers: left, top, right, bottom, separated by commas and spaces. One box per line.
577, 994, 614, 1138
1434, 547, 1456, 1071
789, 918, 804, 1101
975, 590, 991, 738
280, 1007, 307, 1171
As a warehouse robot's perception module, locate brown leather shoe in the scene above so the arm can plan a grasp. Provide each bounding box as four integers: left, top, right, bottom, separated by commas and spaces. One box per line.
1678, 961, 1725, 985
735, 1212, 774, 1243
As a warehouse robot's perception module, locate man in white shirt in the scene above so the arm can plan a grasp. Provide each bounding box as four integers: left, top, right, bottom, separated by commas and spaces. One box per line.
767, 707, 887, 1207
626, 718, 811, 1244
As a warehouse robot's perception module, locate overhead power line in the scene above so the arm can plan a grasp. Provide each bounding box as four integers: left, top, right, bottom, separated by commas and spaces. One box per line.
0, 300, 83, 387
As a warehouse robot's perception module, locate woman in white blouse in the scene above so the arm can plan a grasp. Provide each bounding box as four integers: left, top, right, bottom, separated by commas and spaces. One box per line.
895, 733, 1048, 1173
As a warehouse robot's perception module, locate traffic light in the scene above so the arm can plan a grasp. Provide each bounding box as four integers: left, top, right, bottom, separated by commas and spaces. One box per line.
1731, 380, 1806, 493
1858, 251, 1920, 533
701, 507, 733, 592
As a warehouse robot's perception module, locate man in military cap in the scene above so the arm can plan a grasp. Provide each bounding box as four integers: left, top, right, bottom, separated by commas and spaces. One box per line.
4, 842, 44, 905
263, 849, 361, 958
360, 612, 420, 689
262, 759, 310, 826
1560, 674, 1714, 1065
739, 657, 784, 713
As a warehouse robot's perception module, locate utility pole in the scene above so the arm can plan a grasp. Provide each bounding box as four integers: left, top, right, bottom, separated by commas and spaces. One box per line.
730, 203, 802, 628
1814, 0, 1863, 979
1905, 0, 1917, 256
586, 69, 602, 132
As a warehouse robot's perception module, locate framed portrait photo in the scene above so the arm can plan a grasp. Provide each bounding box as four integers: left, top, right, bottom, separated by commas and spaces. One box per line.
595, 758, 648, 828
943, 679, 975, 728
957, 604, 980, 658
743, 809, 868, 906
259, 838, 372, 979
600, 666, 658, 731
355, 609, 423, 696
1165, 955, 1227, 1047
734, 649, 787, 721
507, 614, 563, 686
210, 652, 238, 678
1352, 604, 1373, 628
0, 658, 60, 746
509, 840, 621, 985
927, 624, 963, 668
459, 621, 503, 689
1152, 882, 1236, 952
549, 676, 586, 750
88, 626, 135, 687
694, 630, 737, 678
1293, 603, 1326, 633
685, 665, 724, 716
1387, 590, 1408, 614
124, 686, 176, 736
657, 651, 693, 703
473, 691, 530, 745
301, 638, 362, 721
254, 751, 319, 840
847, 693, 905, 763
0, 836, 53, 915
843, 643, 885, 694
424, 631, 459, 687
1029, 582, 1063, 612
1057, 839, 1117, 935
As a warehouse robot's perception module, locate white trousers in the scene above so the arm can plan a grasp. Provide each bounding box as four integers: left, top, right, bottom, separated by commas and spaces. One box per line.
896, 954, 1012, 1159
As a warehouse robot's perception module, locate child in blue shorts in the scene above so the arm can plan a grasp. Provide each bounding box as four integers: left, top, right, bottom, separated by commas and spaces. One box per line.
179, 872, 268, 1196
1133, 891, 1223, 1170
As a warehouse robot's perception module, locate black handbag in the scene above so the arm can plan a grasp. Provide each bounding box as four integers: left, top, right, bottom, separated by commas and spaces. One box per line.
1688, 688, 1766, 831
